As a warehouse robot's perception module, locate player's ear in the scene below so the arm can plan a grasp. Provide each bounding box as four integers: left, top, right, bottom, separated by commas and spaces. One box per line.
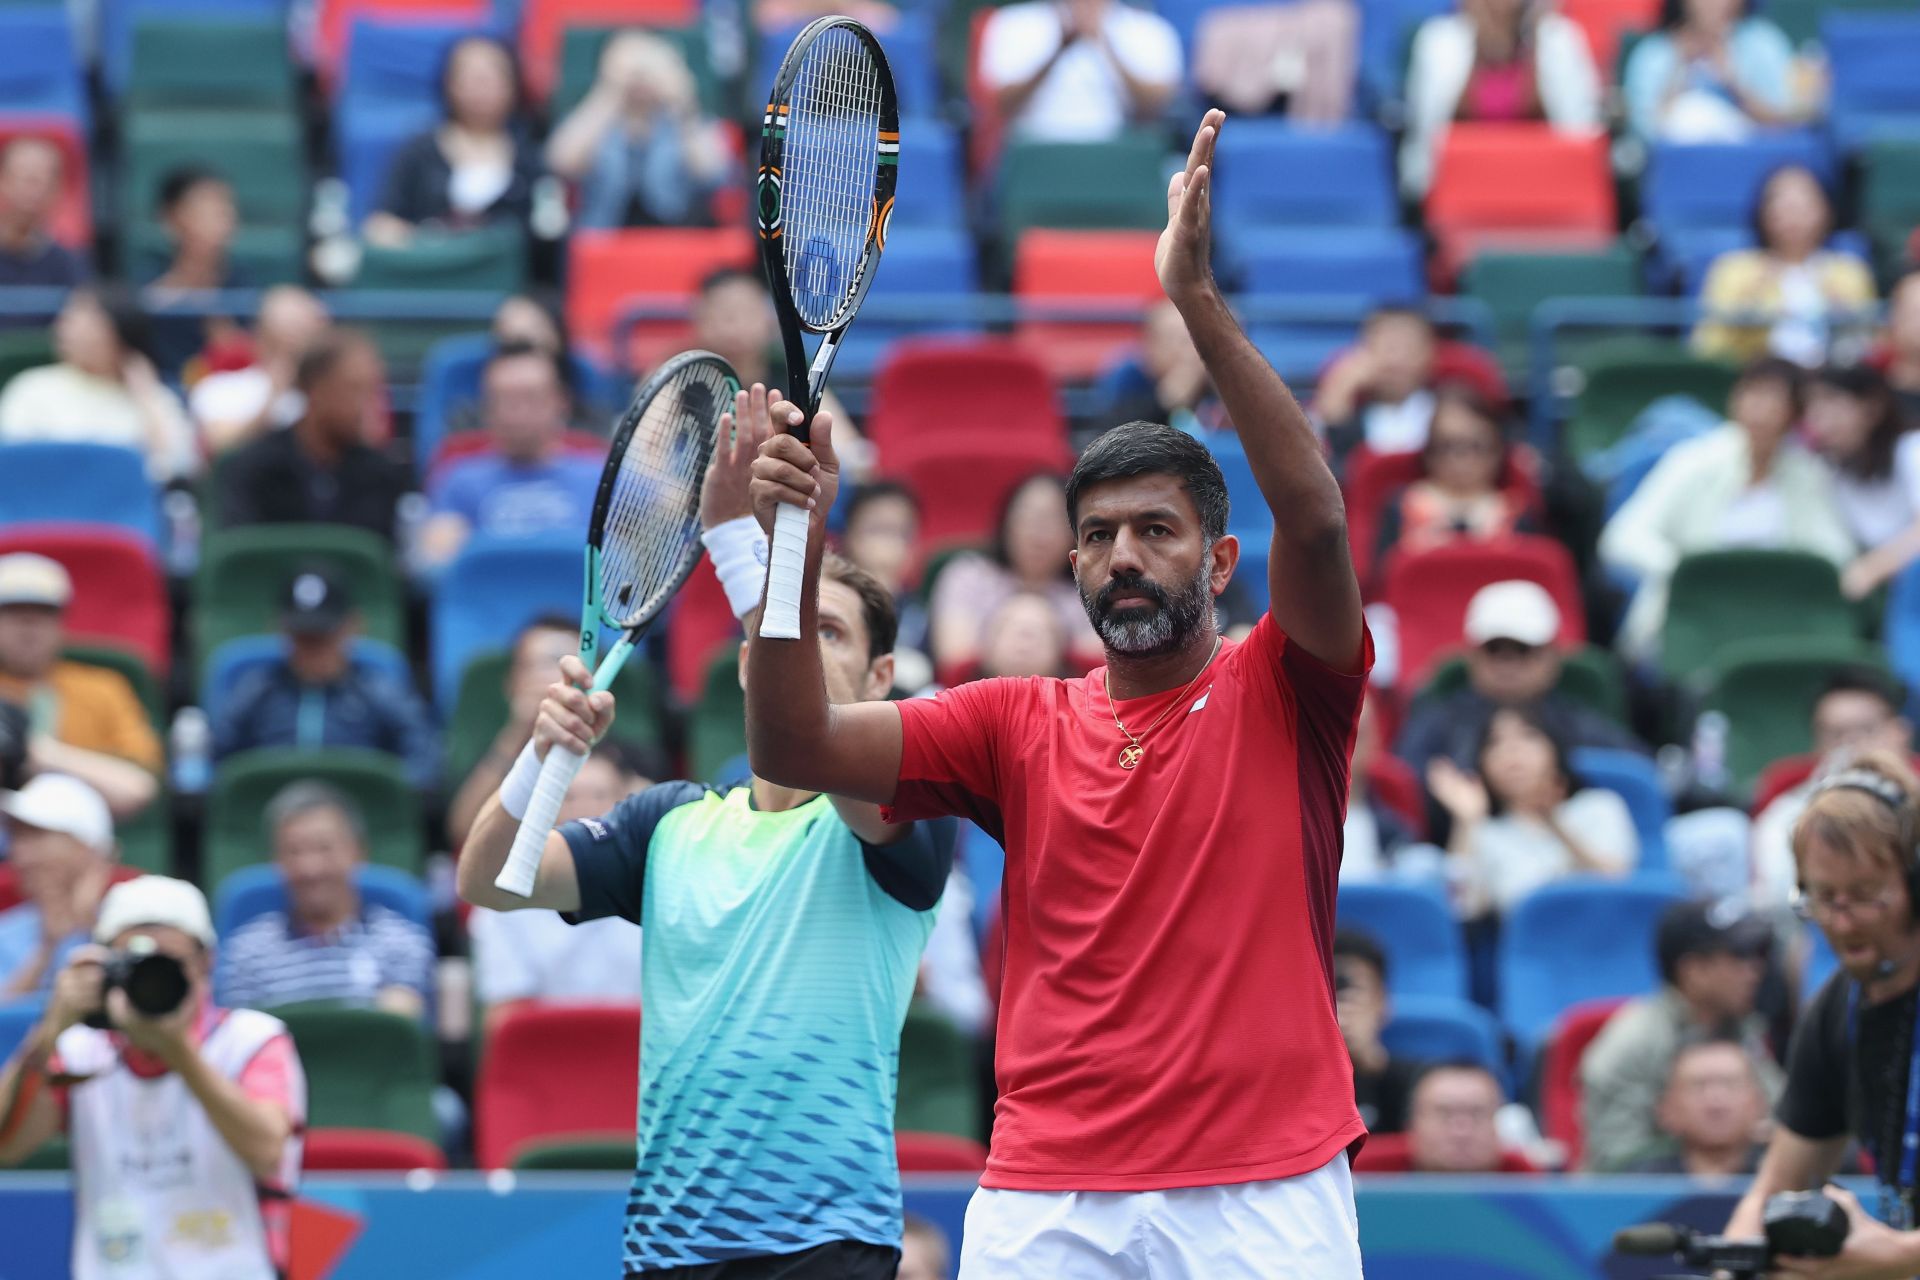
863, 652, 894, 701
1210, 533, 1239, 597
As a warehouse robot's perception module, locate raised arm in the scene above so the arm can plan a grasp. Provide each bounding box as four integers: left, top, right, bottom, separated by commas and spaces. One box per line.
1159, 111, 1362, 671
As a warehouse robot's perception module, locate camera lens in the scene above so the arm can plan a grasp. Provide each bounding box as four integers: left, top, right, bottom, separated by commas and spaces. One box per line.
121, 953, 190, 1019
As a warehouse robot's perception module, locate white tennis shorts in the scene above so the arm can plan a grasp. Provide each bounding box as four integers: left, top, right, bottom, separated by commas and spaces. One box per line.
956, 1153, 1364, 1279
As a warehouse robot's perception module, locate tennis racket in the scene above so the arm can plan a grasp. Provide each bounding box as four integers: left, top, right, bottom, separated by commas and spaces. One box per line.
754, 15, 899, 640
495, 350, 738, 897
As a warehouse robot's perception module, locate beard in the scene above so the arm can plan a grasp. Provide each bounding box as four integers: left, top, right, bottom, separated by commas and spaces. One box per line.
1080, 560, 1214, 658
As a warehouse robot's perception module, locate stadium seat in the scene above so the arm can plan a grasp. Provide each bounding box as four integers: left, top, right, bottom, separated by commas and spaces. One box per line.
832, 225, 981, 381
337, 18, 475, 115
1424, 126, 1615, 277
205, 748, 425, 883
1335, 883, 1469, 1001
193, 525, 404, 681
448, 647, 664, 785
756, 12, 940, 119
117, 792, 173, 876
897, 439, 1076, 554
1212, 121, 1398, 236
0, 999, 43, 1064
335, 97, 442, 226
1641, 135, 1833, 235
0, 527, 171, 675
1569, 748, 1670, 872
1861, 141, 1920, 274
0, 443, 160, 547
354, 224, 529, 294
304, 1128, 448, 1171
1886, 559, 1920, 697
475, 1002, 641, 1169
279, 1007, 440, 1141
214, 864, 430, 943
1660, 550, 1855, 687
1383, 536, 1585, 691
564, 227, 754, 366
510, 1138, 633, 1170
1011, 229, 1163, 383
1343, 445, 1542, 593
127, 17, 294, 109
1231, 228, 1427, 305
1822, 13, 1920, 149
0, 12, 87, 130
998, 138, 1168, 240
1558, 0, 1658, 80
1358, 0, 1455, 105
688, 648, 746, 784
0, 120, 89, 250
414, 334, 622, 475
896, 1130, 988, 1173
312, 0, 490, 88
517, 0, 697, 103
430, 533, 580, 708
118, 109, 307, 278
1563, 340, 1740, 463
202, 635, 413, 726
888, 118, 967, 230
897, 1001, 978, 1138
866, 340, 1065, 469
1538, 996, 1626, 1170
1419, 645, 1631, 729
1459, 243, 1642, 377
1380, 994, 1505, 1074
1657, 225, 1873, 296
1498, 876, 1683, 1048
1699, 637, 1895, 794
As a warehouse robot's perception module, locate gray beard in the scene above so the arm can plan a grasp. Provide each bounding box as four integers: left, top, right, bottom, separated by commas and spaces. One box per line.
1080, 559, 1214, 658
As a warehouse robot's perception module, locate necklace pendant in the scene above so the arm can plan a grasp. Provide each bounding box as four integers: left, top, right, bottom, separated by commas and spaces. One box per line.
1118, 743, 1144, 770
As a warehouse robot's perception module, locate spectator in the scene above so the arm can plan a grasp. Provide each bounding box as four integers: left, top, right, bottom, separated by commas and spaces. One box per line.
189, 286, 330, 455
693, 267, 782, 390
209, 568, 439, 792
418, 342, 600, 568
1622, 1037, 1771, 1176
1092, 299, 1222, 434
544, 31, 729, 230
0, 137, 86, 296
445, 615, 581, 846
1191, 0, 1359, 123
840, 481, 929, 661
1400, 0, 1601, 197
1335, 929, 1424, 1134
1406, 1062, 1530, 1172
896, 1212, 952, 1280
1751, 667, 1914, 907
364, 35, 539, 247
1623, 0, 1811, 144
927, 473, 1101, 676
0, 287, 196, 482
980, 0, 1181, 143
0, 774, 114, 999
217, 329, 407, 538
493, 292, 566, 355
1373, 385, 1538, 573
1311, 308, 1441, 463
1807, 363, 1920, 600
216, 783, 435, 1018
0, 554, 161, 819
0, 876, 306, 1276
1396, 579, 1645, 776
469, 741, 645, 1028
143, 167, 245, 379
1580, 900, 1781, 1170
977, 592, 1070, 680
1600, 357, 1855, 662
1343, 698, 1418, 881
1428, 705, 1639, 919
1886, 271, 1920, 422
1694, 166, 1877, 366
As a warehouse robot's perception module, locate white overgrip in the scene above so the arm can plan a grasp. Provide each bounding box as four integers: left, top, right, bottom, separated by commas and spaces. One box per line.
495, 744, 587, 896
759, 500, 811, 640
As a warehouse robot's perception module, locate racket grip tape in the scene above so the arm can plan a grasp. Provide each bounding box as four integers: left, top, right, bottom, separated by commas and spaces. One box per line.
496, 744, 587, 897
760, 502, 811, 640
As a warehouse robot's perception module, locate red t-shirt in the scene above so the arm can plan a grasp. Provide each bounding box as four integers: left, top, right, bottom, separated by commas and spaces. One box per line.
886, 613, 1372, 1192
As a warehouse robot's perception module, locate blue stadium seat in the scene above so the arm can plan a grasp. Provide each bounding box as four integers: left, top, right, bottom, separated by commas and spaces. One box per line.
214, 863, 430, 942
1336, 882, 1470, 1001
1641, 134, 1834, 234
0, 12, 87, 130
832, 226, 979, 380
0, 999, 44, 1064
430, 533, 580, 707
1359, 0, 1454, 106
1231, 227, 1426, 303
1213, 122, 1397, 234
1381, 994, 1505, 1073
1883, 559, 1920, 697
1824, 14, 1920, 149
101, 0, 283, 99
338, 19, 480, 115
890, 118, 965, 229
336, 98, 441, 226
1660, 226, 1874, 294
1205, 438, 1273, 542
957, 820, 1004, 946
1498, 875, 1684, 1048
201, 635, 415, 724
0, 443, 161, 547
413, 334, 624, 478
1233, 544, 1270, 616
1569, 747, 1670, 873
1248, 323, 1362, 386
757, 12, 939, 120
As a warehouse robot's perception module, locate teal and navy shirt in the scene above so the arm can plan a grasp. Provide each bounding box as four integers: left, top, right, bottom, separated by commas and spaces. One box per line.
560, 783, 945, 1274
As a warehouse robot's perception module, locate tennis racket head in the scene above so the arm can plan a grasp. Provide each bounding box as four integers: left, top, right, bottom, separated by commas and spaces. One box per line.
585, 350, 738, 636
756, 17, 899, 349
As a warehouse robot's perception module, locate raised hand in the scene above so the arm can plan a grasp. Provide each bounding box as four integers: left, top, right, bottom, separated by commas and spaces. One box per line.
702, 382, 779, 530
750, 404, 840, 539
532, 655, 615, 760
1155, 109, 1224, 305
1426, 757, 1492, 825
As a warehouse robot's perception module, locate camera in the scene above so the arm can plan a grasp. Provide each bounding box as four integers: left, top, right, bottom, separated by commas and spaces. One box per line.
0, 700, 28, 793
1613, 1190, 1849, 1278
82, 937, 190, 1030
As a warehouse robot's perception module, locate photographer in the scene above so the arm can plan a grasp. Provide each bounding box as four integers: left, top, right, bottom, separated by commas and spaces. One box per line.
0, 876, 305, 1279
1722, 750, 1920, 1278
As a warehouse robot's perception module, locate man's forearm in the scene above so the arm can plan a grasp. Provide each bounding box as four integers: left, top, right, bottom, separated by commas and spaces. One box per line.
456, 796, 535, 911
31, 739, 157, 817
171, 1045, 291, 1182
0, 1023, 56, 1161
745, 537, 834, 789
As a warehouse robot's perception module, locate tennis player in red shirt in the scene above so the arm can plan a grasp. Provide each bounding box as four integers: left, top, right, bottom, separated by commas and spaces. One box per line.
745, 110, 1369, 1278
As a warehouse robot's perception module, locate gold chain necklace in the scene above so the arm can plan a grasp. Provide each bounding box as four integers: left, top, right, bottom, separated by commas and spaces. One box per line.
1104, 637, 1222, 771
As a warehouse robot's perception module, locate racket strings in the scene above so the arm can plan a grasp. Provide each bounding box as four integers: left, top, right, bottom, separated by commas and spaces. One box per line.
598, 363, 729, 628
782, 27, 883, 330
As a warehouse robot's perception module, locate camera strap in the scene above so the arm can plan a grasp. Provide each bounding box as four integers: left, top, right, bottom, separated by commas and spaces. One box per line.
1847, 982, 1920, 1230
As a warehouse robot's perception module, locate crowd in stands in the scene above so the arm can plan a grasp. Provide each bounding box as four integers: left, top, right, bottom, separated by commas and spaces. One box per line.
0, 0, 1917, 1208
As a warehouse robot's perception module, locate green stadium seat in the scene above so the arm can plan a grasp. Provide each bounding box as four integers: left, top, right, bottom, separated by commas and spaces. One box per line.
998, 138, 1168, 240
510, 1137, 634, 1170
206, 747, 424, 883
1700, 636, 1895, 794
1660, 549, 1857, 686
117, 790, 172, 875
277, 1007, 440, 1142
1459, 242, 1642, 380
193, 524, 404, 680
895, 1000, 978, 1139
0, 329, 52, 389
63, 642, 165, 736
1765, 0, 1914, 46
1565, 340, 1741, 464
127, 18, 294, 109
687, 649, 745, 787
17, 1137, 68, 1170
119, 109, 307, 276
1416, 644, 1630, 727
446, 648, 665, 785
1862, 140, 1920, 277
552, 25, 718, 119
352, 226, 527, 374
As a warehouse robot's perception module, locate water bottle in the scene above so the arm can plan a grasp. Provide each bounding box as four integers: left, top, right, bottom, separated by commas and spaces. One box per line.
395, 492, 431, 580
1692, 710, 1731, 796
162, 489, 201, 578
169, 707, 212, 796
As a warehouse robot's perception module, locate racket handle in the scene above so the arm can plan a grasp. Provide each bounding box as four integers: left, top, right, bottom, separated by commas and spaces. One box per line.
496, 744, 587, 897
760, 501, 811, 640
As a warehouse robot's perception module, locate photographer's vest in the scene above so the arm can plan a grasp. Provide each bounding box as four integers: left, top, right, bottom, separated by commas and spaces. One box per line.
56, 1009, 302, 1280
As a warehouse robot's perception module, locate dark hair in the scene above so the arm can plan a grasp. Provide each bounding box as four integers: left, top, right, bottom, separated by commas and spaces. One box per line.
1658, 0, 1748, 29
1812, 363, 1909, 481
294, 327, 376, 392
156, 164, 227, 217
1734, 355, 1807, 418
1066, 422, 1230, 542
1750, 163, 1833, 253
68, 285, 155, 367
485, 337, 571, 398
698, 265, 766, 299
989, 472, 1069, 574
820, 551, 898, 661
1815, 664, 1908, 721
1423, 383, 1510, 470
1333, 928, 1389, 986
438, 33, 522, 123
1664, 1033, 1759, 1091
1412, 1059, 1506, 1102
1474, 704, 1577, 815
845, 480, 922, 529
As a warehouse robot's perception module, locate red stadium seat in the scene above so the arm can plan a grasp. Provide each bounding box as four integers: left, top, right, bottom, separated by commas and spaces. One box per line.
1424, 127, 1615, 281
313, 0, 489, 87
0, 526, 171, 676
303, 1127, 448, 1171
565, 227, 754, 368
896, 1130, 988, 1173
1365, 755, 1427, 841
866, 339, 1066, 469
1539, 996, 1626, 1170
518, 0, 697, 102
894, 436, 1074, 554
1558, 0, 1659, 80
1343, 445, 1542, 596
1383, 535, 1584, 692
666, 556, 740, 707
475, 1002, 641, 1169
0, 118, 89, 250
1351, 1132, 1540, 1173
1012, 230, 1164, 383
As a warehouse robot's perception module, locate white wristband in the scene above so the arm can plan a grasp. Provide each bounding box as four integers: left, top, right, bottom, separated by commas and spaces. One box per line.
702, 516, 771, 620
499, 740, 541, 821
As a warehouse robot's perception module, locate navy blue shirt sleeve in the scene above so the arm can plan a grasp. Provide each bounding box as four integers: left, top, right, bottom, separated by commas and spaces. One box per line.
559, 780, 707, 924
861, 816, 954, 912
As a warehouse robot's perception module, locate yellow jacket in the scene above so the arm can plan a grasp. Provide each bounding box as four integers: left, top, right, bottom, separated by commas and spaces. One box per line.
1692, 249, 1878, 363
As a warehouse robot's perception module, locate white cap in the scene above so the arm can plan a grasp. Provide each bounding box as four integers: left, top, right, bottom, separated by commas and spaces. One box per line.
1463, 580, 1561, 648
0, 553, 71, 609
0, 773, 112, 852
94, 875, 215, 948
